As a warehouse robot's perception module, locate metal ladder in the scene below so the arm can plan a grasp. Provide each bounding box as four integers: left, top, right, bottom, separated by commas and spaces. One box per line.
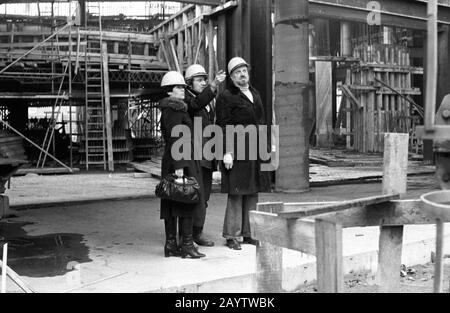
84, 1, 106, 170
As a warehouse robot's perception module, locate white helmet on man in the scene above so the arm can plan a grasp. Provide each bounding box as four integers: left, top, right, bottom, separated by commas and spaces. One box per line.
227, 57, 249, 75
161, 71, 186, 87
185, 64, 207, 81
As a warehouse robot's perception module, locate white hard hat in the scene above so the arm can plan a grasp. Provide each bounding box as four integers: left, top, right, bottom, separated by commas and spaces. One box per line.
185, 64, 207, 80
227, 57, 249, 75
161, 71, 186, 87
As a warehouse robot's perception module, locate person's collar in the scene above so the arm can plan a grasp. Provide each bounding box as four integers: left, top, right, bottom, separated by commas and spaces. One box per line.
229, 82, 254, 94
158, 96, 187, 112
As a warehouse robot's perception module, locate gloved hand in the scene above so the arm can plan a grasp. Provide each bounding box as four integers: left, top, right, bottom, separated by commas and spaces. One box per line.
223, 152, 233, 170
174, 168, 184, 184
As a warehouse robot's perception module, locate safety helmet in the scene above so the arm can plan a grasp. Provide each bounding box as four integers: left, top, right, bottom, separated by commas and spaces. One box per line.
185, 64, 207, 81
161, 71, 186, 87
227, 57, 249, 75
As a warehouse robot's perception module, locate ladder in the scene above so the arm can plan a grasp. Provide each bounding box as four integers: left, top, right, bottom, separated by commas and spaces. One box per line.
84, 2, 106, 170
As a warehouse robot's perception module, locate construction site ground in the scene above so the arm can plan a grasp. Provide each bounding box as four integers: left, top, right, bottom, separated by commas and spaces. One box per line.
1, 162, 449, 293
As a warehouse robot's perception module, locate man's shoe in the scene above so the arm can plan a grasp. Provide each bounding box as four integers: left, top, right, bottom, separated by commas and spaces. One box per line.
226, 238, 241, 250
242, 237, 259, 245
194, 233, 215, 247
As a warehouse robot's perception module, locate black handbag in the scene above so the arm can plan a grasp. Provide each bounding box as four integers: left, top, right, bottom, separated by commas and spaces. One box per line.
155, 174, 201, 204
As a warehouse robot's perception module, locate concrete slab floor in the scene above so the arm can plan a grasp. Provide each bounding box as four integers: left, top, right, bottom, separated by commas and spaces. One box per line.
0, 173, 447, 293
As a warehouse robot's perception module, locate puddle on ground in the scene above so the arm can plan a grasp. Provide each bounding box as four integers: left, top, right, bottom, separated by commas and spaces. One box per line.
0, 220, 92, 277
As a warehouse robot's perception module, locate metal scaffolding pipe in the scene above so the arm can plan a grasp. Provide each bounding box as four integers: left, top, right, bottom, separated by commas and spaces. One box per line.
0, 23, 70, 75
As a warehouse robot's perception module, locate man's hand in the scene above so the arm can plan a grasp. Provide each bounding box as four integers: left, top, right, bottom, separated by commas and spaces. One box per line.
210, 70, 226, 90
175, 168, 184, 177
223, 152, 233, 170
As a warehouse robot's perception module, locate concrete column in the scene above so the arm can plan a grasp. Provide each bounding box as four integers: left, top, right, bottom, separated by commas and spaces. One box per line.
274, 0, 310, 192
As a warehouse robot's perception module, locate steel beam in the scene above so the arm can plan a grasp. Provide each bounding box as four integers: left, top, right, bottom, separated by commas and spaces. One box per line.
309, 0, 450, 29
0, 0, 222, 5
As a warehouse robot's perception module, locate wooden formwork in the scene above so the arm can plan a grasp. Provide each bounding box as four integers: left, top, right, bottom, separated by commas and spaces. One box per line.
341, 43, 423, 153
149, 1, 237, 77
250, 133, 449, 293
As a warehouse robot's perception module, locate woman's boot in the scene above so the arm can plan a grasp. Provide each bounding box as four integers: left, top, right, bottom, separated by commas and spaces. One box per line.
164, 218, 181, 257
179, 217, 205, 259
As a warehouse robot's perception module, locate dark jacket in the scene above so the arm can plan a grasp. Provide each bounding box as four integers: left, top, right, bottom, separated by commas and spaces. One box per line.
185, 86, 217, 169
215, 84, 268, 195
158, 96, 205, 219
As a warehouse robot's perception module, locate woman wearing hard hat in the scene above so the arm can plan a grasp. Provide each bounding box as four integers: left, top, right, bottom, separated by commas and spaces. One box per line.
184, 64, 226, 247
158, 71, 206, 259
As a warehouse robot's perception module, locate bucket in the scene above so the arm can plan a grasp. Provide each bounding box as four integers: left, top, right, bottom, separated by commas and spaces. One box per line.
420, 190, 450, 220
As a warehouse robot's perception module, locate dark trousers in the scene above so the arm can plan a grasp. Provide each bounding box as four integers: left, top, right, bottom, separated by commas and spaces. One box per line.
222, 193, 258, 239
193, 166, 213, 230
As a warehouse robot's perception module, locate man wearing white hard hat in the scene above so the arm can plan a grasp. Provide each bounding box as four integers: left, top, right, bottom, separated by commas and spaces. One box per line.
157, 71, 206, 259
215, 57, 266, 250
184, 64, 226, 247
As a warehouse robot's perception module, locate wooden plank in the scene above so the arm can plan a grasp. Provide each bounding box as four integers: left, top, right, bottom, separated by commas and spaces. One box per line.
249, 211, 316, 255
159, 39, 173, 71
0, 195, 9, 219
434, 218, 444, 293
0, 260, 36, 293
177, 31, 184, 71
102, 43, 114, 172
368, 91, 375, 152
256, 202, 283, 293
377, 133, 409, 293
315, 61, 333, 148
278, 194, 400, 219
315, 217, 343, 293
170, 39, 181, 72
313, 199, 440, 228
207, 19, 215, 83
15, 167, 79, 175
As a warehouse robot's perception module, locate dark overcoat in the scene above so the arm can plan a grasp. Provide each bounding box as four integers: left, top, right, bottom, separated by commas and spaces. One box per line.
215, 84, 269, 195
158, 96, 205, 219
184, 85, 217, 170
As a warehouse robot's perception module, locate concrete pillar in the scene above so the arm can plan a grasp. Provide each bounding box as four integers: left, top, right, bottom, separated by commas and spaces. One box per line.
274, 0, 310, 192
340, 22, 352, 57
437, 25, 450, 108
78, 0, 86, 27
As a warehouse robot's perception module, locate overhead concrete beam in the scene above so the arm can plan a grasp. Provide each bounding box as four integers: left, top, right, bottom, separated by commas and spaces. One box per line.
309, 0, 450, 29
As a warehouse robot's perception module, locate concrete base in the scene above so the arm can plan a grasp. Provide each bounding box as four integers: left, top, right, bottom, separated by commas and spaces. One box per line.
0, 173, 445, 293
154, 225, 450, 293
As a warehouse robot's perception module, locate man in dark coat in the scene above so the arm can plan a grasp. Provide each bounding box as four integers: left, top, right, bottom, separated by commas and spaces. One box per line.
215, 57, 267, 250
184, 64, 226, 247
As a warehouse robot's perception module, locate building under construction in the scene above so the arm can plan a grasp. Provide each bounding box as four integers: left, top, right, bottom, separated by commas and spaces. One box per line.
1, 0, 450, 295
0, 0, 449, 189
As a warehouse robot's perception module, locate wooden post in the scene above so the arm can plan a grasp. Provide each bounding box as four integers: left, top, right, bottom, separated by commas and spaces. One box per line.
315, 217, 343, 293
177, 32, 184, 72
434, 219, 444, 293
255, 202, 283, 293
102, 42, 114, 172
377, 133, 409, 292
1, 243, 7, 293
315, 61, 333, 148
340, 22, 351, 57
0, 195, 10, 219
207, 19, 215, 83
